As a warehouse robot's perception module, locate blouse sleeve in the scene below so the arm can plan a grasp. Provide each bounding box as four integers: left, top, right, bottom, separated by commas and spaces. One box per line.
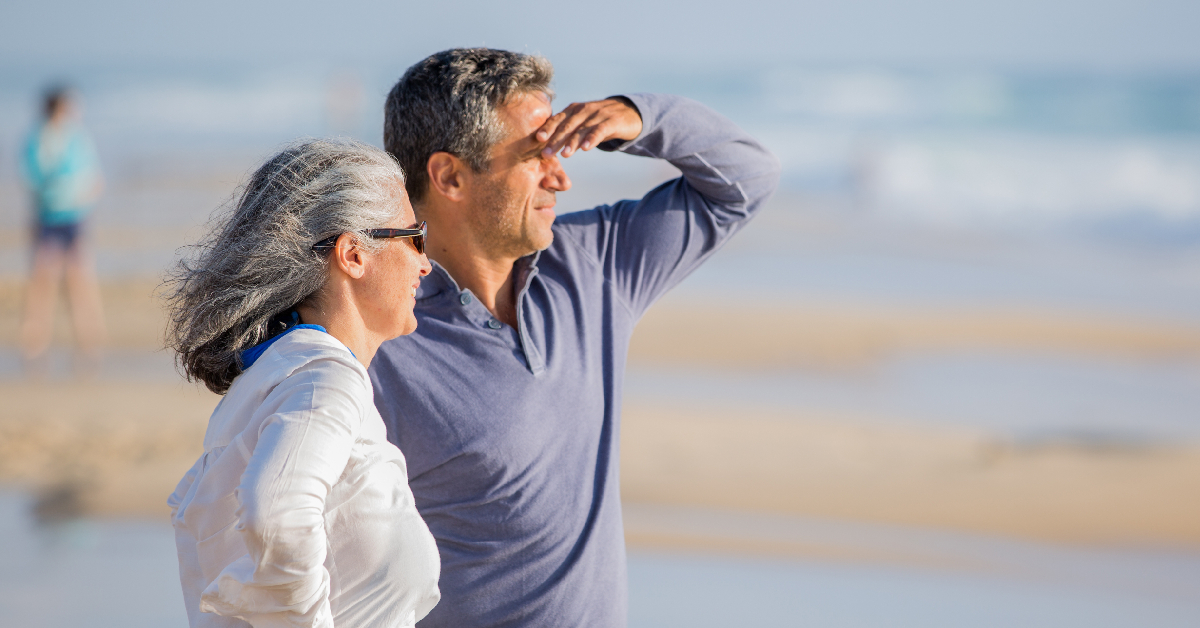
199, 359, 364, 628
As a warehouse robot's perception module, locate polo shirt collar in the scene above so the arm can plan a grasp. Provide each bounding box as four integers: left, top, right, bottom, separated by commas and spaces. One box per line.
416, 251, 543, 303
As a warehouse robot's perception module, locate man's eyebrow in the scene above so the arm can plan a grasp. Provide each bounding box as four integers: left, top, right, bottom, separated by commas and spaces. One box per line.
518, 142, 547, 160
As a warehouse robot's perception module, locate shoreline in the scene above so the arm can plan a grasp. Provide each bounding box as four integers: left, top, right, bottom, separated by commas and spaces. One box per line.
4, 277, 1200, 360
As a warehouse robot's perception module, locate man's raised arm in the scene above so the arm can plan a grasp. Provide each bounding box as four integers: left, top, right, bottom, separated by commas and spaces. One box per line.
552, 93, 781, 318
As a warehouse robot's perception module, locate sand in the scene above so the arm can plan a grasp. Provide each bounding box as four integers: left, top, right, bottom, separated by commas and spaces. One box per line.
621, 403, 1200, 549
0, 279, 1197, 551
0, 277, 170, 351
0, 381, 213, 518
631, 299, 1200, 369
1, 381, 1195, 550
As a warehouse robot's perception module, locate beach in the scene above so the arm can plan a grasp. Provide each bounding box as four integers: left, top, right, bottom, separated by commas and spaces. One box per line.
0, 82, 1198, 623
1, 278, 1196, 554
2, 9, 1200, 623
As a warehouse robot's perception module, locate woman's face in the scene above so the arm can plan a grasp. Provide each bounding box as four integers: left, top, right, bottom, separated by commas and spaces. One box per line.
359, 186, 432, 339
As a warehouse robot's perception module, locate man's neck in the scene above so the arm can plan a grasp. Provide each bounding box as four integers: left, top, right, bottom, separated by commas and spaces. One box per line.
429, 242, 521, 328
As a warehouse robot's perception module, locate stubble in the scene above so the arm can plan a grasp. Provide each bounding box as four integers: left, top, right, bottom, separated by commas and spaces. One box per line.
473, 177, 554, 259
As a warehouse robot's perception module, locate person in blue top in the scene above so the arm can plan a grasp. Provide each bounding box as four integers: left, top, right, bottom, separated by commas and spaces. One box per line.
19, 86, 106, 369
371, 49, 780, 627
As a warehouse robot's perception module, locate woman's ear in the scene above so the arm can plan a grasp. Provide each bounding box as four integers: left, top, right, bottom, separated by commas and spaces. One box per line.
332, 233, 367, 279
427, 151, 467, 202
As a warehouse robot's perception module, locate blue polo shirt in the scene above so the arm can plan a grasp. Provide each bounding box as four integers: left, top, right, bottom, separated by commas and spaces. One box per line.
369, 93, 780, 627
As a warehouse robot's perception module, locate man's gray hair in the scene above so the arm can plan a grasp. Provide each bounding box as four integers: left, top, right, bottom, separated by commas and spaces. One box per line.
164, 138, 405, 394
384, 48, 554, 206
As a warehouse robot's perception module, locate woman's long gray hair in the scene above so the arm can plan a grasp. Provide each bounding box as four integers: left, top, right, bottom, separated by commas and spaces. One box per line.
164, 138, 405, 394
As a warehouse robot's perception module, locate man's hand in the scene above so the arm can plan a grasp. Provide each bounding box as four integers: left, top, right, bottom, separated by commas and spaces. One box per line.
537, 98, 643, 159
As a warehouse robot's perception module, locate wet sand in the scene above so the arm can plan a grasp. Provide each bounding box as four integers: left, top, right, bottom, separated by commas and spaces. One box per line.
621, 403, 1200, 549
0, 381, 212, 517
0, 279, 1197, 551
631, 300, 1200, 369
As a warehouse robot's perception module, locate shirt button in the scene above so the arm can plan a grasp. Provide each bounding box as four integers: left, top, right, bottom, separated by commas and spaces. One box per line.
487, 319, 502, 330
459, 293, 472, 305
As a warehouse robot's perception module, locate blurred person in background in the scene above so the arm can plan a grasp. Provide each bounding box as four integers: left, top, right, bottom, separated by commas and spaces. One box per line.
19, 85, 106, 372
372, 48, 780, 627
165, 139, 440, 628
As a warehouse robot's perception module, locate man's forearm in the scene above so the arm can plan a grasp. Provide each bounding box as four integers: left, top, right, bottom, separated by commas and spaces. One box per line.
604, 93, 781, 211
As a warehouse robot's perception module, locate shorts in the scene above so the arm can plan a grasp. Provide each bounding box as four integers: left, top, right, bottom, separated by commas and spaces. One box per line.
35, 221, 82, 250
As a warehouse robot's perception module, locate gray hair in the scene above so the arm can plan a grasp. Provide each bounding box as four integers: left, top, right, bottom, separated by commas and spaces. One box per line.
384, 48, 554, 206
164, 138, 405, 394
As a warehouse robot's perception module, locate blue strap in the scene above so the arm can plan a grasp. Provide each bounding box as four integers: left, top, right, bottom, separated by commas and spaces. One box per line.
239, 324, 329, 369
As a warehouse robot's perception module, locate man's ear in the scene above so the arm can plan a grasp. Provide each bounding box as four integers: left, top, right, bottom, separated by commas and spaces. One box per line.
427, 151, 468, 202
332, 233, 367, 279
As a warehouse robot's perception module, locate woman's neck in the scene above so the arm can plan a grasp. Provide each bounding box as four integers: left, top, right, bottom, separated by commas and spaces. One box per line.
296, 293, 378, 368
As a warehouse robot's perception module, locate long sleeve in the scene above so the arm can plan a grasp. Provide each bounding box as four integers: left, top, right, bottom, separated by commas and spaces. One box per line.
199, 359, 364, 628
554, 93, 781, 318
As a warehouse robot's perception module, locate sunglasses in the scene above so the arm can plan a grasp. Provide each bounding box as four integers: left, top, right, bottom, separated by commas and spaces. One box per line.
312, 221, 427, 255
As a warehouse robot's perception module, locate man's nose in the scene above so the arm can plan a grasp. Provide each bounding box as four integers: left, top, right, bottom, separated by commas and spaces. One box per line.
542, 155, 571, 193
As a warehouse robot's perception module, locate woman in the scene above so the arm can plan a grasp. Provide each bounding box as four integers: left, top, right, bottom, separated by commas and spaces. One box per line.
165, 139, 439, 628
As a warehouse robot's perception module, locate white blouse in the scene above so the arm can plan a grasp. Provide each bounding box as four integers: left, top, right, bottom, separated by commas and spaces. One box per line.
169, 329, 440, 628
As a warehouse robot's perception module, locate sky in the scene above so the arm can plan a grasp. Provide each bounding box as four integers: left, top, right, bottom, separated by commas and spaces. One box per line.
2, 0, 1199, 73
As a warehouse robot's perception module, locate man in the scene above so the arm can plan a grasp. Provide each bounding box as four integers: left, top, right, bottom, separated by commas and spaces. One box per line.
371, 48, 779, 626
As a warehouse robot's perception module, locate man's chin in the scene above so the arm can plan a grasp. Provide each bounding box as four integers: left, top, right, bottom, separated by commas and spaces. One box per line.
532, 230, 554, 252
534, 214, 557, 246
525, 212, 556, 252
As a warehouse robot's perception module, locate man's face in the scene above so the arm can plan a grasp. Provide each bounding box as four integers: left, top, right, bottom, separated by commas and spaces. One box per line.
466, 91, 571, 258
